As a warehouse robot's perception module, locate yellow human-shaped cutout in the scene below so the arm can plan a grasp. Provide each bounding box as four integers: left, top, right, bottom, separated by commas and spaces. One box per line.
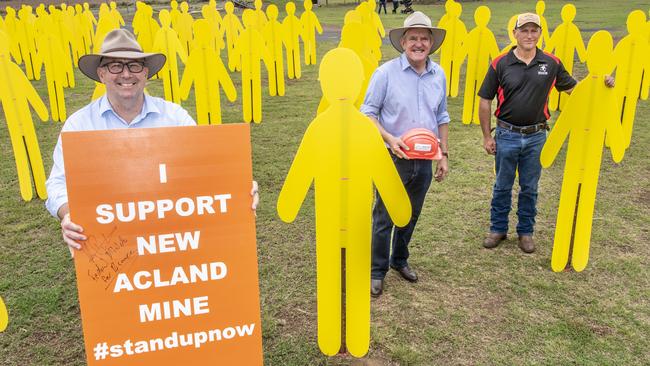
365, 0, 386, 38
283, 2, 303, 80
438, 1, 466, 97
300, 0, 323, 66
535, 0, 551, 49
81, 2, 97, 52
316, 20, 378, 114
501, 14, 518, 53
223, 2, 244, 72
47, 6, 76, 85
153, 9, 188, 104
15, 7, 40, 80
613, 10, 649, 149
436, 0, 456, 29
234, 9, 271, 123
540, 31, 625, 273
109, 1, 126, 27
253, 0, 268, 31
201, 4, 225, 51
4, 7, 22, 64
180, 20, 236, 125
458, 6, 499, 124
132, 3, 160, 53
278, 48, 411, 358
0, 295, 7, 332
34, 15, 69, 122
176, 2, 194, 56
170, 0, 181, 28
545, 4, 587, 112
263, 4, 286, 97
354, 3, 382, 63
61, 4, 84, 66
0, 31, 49, 201
94, 3, 119, 52
73, 4, 90, 56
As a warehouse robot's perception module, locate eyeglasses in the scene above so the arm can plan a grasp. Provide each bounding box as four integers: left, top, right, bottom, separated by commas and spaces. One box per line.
101, 61, 145, 74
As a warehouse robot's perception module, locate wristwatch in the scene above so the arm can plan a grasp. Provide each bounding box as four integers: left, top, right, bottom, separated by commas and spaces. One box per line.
441, 151, 449, 158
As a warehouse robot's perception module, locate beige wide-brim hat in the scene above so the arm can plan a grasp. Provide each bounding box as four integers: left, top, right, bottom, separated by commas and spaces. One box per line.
389, 11, 446, 54
78, 29, 166, 82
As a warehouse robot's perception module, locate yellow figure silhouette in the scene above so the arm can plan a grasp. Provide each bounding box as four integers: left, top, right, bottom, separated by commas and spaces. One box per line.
176, 2, 194, 56
180, 20, 236, 125
283, 2, 302, 80
253, 0, 268, 31
234, 9, 271, 123
300, 0, 323, 65
263, 4, 286, 96
47, 6, 76, 85
458, 6, 499, 124
0, 31, 49, 201
81, 2, 97, 53
365, 0, 386, 38
201, 4, 225, 51
278, 48, 411, 358
132, 2, 160, 52
4, 7, 22, 64
535, 0, 551, 49
345, 10, 381, 63
613, 10, 649, 149
437, 1, 466, 97
15, 7, 40, 80
73, 4, 90, 56
354, 3, 382, 63
35, 17, 70, 122
316, 20, 378, 114
545, 4, 587, 112
223, 1, 243, 72
94, 4, 119, 52
541, 31, 625, 273
501, 15, 518, 53
109, 1, 125, 27
170, 0, 181, 27
153, 9, 188, 104
0, 295, 7, 332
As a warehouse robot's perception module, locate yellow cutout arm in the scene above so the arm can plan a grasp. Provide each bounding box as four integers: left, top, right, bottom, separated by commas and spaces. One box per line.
0, 295, 7, 332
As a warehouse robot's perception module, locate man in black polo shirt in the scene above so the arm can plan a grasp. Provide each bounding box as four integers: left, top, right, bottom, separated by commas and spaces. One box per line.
477, 13, 613, 253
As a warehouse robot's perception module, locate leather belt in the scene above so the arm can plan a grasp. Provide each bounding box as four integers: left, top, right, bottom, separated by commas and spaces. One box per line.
497, 119, 548, 135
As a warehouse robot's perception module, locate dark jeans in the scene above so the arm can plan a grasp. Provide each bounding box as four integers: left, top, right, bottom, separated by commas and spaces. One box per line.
490, 126, 546, 236
371, 153, 432, 280
392, 0, 399, 13
377, 1, 387, 14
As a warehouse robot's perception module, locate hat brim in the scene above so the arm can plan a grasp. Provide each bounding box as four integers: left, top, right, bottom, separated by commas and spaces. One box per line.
78, 51, 167, 82
389, 27, 446, 55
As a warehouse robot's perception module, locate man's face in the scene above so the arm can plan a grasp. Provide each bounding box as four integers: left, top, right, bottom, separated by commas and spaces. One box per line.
97, 58, 148, 103
513, 23, 541, 52
400, 28, 432, 65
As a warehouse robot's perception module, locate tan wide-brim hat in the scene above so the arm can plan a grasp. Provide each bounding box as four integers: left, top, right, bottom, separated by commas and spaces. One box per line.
389, 11, 446, 54
78, 29, 166, 82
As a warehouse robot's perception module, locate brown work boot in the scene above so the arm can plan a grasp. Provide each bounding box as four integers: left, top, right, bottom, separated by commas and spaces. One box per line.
518, 235, 535, 253
483, 233, 506, 248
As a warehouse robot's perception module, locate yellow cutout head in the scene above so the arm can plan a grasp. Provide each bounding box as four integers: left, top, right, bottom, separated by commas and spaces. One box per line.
110, 1, 117, 10
255, 0, 263, 10
225, 1, 234, 14
304, 0, 313, 11
266, 4, 278, 20
450, 1, 462, 17
286, 2, 296, 15
171, 0, 178, 9
536, 0, 545, 15
626, 10, 646, 35
586, 30, 614, 76
75, 3, 82, 13
159, 9, 172, 27
561, 3, 576, 22
319, 48, 363, 102
474, 5, 490, 27
180, 1, 189, 12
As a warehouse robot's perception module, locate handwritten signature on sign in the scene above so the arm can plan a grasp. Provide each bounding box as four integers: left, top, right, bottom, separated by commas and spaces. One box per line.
81, 226, 137, 290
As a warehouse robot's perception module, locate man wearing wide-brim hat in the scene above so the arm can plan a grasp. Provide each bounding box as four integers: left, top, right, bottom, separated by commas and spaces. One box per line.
45, 29, 258, 255
360, 11, 450, 297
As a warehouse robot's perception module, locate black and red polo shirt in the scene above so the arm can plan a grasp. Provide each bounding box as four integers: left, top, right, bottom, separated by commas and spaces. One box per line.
478, 47, 577, 126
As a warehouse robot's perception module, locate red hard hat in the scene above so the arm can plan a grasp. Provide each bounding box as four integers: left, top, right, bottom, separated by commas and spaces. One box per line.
400, 128, 441, 160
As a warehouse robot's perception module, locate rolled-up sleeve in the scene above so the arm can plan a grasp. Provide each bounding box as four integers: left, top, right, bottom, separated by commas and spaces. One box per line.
360, 68, 388, 120
45, 135, 67, 218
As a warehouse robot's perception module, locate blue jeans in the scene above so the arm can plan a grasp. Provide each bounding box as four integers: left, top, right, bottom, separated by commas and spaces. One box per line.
371, 153, 432, 279
490, 126, 546, 236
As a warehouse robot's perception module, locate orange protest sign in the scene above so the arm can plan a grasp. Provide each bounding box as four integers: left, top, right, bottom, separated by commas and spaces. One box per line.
62, 124, 262, 365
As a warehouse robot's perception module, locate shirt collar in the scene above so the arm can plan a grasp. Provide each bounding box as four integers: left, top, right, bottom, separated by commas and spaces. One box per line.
99, 94, 161, 126
399, 53, 435, 74
506, 47, 544, 65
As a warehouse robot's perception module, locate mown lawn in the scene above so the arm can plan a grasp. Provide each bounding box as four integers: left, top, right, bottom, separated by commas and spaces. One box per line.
1, 1, 649, 365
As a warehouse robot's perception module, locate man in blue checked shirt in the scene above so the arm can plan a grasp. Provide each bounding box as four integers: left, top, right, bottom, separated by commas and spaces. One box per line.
360, 12, 449, 297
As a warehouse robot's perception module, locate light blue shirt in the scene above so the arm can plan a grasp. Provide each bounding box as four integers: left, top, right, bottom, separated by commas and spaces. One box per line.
360, 53, 450, 139
45, 95, 196, 217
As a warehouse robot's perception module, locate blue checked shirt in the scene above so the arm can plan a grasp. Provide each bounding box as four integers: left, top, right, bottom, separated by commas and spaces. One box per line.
45, 94, 196, 217
360, 53, 450, 139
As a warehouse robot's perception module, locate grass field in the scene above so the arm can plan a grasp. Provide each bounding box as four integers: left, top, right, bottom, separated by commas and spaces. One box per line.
1, 1, 649, 365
